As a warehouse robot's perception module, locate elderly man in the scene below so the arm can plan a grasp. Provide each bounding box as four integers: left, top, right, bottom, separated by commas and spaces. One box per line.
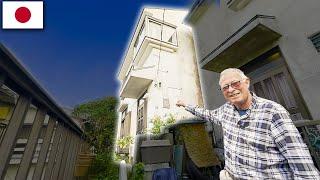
176, 68, 320, 179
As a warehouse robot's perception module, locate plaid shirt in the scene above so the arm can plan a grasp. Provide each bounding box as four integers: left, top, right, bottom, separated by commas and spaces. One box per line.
186, 94, 320, 179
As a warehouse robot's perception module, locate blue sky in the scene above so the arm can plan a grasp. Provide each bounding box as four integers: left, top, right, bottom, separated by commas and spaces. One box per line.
1, 0, 193, 107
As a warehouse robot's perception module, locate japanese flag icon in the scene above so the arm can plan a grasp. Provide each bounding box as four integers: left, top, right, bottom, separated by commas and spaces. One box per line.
2, 1, 44, 29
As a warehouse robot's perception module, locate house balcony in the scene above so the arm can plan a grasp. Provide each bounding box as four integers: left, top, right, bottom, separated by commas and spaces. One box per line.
119, 66, 155, 99
200, 15, 282, 72
133, 36, 178, 67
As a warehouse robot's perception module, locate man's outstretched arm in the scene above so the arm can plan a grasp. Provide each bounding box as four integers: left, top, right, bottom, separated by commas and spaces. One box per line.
176, 100, 223, 125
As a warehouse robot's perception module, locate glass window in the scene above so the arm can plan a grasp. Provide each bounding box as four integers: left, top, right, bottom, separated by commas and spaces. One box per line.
137, 98, 145, 134
149, 21, 161, 40
0, 85, 19, 122
134, 23, 146, 56
23, 104, 38, 125
0, 84, 19, 142
43, 114, 50, 125
162, 25, 177, 45
148, 20, 177, 45
121, 107, 128, 121
133, 19, 178, 58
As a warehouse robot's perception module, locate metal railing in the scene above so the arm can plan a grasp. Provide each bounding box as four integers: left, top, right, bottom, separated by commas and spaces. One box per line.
294, 120, 320, 169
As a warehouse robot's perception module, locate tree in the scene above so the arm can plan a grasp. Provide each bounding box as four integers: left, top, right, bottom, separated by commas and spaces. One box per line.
73, 96, 118, 152
72, 96, 119, 179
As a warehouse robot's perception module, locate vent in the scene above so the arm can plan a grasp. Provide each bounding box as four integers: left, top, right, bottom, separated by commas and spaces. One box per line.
309, 32, 320, 52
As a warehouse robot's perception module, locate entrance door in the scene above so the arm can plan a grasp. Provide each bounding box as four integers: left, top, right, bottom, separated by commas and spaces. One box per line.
242, 48, 320, 168
242, 50, 311, 121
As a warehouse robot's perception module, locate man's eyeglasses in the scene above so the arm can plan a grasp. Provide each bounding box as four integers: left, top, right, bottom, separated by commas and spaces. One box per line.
220, 79, 245, 91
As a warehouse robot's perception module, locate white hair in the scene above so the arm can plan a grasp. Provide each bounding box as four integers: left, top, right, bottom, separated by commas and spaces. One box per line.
219, 68, 248, 85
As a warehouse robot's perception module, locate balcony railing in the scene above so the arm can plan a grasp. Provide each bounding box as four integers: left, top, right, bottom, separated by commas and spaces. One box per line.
293, 120, 320, 168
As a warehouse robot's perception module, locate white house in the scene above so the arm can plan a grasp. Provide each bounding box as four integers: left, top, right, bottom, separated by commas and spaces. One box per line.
116, 7, 203, 160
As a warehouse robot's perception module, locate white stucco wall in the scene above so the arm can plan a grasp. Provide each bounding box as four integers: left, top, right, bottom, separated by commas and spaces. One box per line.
117, 7, 203, 160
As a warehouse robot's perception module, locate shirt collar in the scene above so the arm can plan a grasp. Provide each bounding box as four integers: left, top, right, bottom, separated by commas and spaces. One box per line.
227, 91, 258, 112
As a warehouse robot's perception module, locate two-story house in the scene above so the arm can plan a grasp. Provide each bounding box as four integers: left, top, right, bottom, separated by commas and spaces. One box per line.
117, 7, 203, 160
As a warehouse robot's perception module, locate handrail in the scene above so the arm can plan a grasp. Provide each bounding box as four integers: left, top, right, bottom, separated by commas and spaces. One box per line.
293, 119, 320, 127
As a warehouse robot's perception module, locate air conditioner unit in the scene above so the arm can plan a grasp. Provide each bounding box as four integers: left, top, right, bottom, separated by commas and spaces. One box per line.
227, 0, 252, 11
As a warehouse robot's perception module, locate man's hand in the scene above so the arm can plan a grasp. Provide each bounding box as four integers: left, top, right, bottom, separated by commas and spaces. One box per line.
176, 100, 186, 108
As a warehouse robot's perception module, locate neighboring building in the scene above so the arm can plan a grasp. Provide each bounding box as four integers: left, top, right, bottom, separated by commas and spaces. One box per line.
185, 0, 320, 164
117, 7, 203, 159
0, 44, 85, 179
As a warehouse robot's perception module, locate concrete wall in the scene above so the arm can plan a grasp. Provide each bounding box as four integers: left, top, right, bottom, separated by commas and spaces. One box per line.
190, 0, 320, 118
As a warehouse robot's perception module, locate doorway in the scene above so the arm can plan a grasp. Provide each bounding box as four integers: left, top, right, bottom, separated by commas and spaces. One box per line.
241, 47, 311, 121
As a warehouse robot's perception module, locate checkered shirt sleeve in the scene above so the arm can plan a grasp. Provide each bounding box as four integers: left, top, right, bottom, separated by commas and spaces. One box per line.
185, 104, 224, 125
270, 105, 320, 179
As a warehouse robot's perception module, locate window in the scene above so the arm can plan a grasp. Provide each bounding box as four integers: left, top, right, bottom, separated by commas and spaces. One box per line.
10, 139, 27, 164
134, 23, 146, 55
137, 97, 146, 134
309, 32, 320, 52
121, 107, 128, 122
120, 122, 125, 138
137, 103, 144, 134
0, 85, 19, 121
162, 25, 177, 44
149, 19, 177, 45
0, 84, 19, 142
23, 104, 38, 125
133, 17, 178, 57
120, 108, 128, 138
149, 21, 162, 40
